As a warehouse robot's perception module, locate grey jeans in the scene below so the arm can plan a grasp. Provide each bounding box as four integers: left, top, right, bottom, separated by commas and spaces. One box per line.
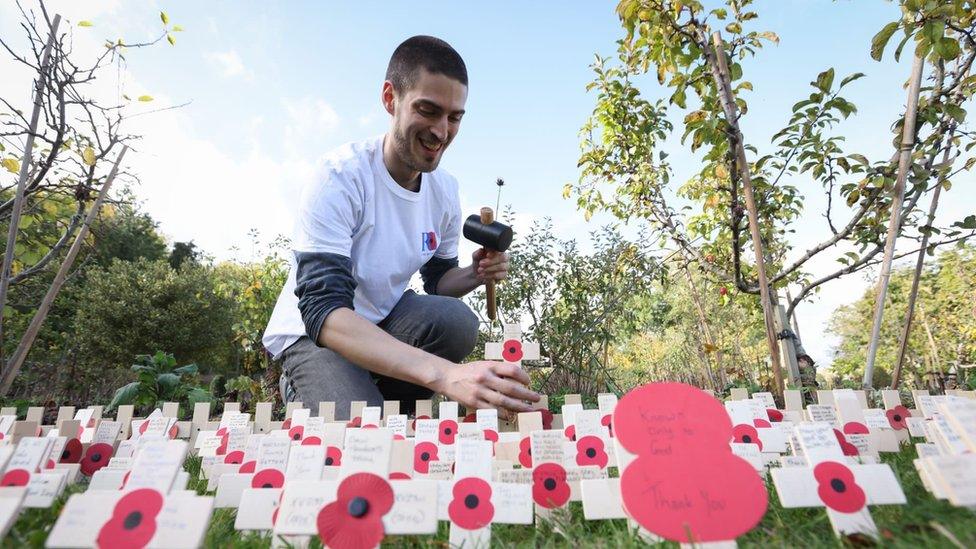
279, 290, 479, 419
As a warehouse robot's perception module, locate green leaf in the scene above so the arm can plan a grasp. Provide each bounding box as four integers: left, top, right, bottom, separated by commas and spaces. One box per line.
839, 72, 865, 88
815, 68, 835, 92
107, 382, 141, 411
78, 20, 94, 28
156, 373, 181, 396
173, 363, 199, 376
171, 24, 184, 32
160, 11, 169, 25
1, 157, 19, 174
935, 37, 960, 60
944, 104, 966, 123
167, 33, 176, 46
871, 22, 899, 61
954, 215, 976, 229
138, 95, 154, 102
725, 23, 742, 34
187, 387, 213, 407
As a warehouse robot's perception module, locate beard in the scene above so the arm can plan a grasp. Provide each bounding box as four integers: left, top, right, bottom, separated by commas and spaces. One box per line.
393, 123, 442, 173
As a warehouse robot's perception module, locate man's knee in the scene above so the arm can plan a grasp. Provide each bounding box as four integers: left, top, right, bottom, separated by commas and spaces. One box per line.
428, 298, 479, 362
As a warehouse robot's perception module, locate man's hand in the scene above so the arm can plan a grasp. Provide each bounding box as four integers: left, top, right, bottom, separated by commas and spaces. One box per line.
433, 360, 540, 420
472, 249, 509, 284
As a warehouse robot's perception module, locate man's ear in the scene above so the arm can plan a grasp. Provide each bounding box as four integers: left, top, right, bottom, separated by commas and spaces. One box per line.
381, 81, 396, 116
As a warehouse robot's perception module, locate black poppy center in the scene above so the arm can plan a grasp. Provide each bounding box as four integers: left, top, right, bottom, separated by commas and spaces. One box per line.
123, 511, 143, 530
325, 457, 334, 466
830, 479, 847, 493
61, 449, 70, 459
741, 435, 752, 444
508, 346, 517, 354
348, 497, 369, 518
543, 478, 557, 491
464, 494, 479, 509
893, 414, 902, 422
91, 453, 102, 462
585, 448, 597, 458
444, 428, 453, 435
262, 483, 273, 488
292, 433, 301, 440
421, 452, 430, 462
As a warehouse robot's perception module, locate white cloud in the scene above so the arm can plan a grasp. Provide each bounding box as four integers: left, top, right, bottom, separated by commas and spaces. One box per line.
281, 96, 341, 156
204, 50, 250, 79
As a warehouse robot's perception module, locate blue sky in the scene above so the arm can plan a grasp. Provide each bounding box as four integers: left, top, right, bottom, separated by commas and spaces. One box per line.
1, 1, 972, 369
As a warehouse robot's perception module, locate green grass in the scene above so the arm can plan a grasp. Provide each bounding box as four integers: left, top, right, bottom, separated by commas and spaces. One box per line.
4, 447, 974, 548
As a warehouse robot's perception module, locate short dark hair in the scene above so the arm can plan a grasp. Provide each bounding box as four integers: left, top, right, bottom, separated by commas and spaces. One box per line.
386, 35, 467, 95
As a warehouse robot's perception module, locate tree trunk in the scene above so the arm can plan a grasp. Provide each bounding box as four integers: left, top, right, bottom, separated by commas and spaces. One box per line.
705, 31, 785, 397
0, 146, 128, 396
0, 15, 62, 365
863, 55, 925, 389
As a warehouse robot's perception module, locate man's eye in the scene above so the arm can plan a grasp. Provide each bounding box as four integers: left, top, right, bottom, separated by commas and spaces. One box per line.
449, 116, 462, 123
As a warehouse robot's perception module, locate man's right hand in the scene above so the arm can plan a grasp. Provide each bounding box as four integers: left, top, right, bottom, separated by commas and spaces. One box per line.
433, 360, 541, 421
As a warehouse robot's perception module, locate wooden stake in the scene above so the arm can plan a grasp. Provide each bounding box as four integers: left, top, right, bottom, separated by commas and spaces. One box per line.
863, 55, 925, 389
0, 14, 62, 362
0, 146, 128, 395
480, 207, 497, 321
706, 32, 784, 397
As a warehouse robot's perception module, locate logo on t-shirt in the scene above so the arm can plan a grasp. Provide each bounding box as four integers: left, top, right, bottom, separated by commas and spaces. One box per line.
421, 231, 438, 252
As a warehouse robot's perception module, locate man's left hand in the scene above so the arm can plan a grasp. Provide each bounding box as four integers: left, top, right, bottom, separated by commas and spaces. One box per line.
472, 249, 509, 284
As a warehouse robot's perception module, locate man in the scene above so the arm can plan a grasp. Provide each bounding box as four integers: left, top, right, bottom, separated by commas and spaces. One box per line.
263, 35, 540, 420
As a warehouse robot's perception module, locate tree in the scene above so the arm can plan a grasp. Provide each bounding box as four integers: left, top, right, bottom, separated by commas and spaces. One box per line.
567, 0, 976, 388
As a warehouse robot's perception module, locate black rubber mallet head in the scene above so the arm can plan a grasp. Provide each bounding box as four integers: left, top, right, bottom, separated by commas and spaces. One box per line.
462, 207, 512, 320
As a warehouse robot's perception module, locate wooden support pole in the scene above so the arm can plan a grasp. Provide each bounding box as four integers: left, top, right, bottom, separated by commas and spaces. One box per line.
0, 14, 61, 362
706, 32, 785, 397
863, 55, 925, 389
0, 146, 128, 396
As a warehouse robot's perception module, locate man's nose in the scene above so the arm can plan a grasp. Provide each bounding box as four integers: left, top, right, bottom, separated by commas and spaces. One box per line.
430, 117, 448, 142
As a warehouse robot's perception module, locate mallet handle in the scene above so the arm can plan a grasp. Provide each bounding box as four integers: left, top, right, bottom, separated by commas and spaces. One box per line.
480, 207, 497, 321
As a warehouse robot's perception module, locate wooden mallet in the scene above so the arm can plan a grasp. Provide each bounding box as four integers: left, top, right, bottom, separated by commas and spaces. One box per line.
462, 207, 513, 321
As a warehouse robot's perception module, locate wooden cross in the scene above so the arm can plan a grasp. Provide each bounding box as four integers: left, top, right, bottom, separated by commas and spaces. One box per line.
485, 324, 540, 368
771, 422, 906, 539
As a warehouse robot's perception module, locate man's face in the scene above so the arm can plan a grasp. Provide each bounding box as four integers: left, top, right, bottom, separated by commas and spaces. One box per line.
386, 68, 467, 173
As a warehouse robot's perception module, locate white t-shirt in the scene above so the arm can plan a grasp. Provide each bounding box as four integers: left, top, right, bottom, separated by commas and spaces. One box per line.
262, 135, 462, 358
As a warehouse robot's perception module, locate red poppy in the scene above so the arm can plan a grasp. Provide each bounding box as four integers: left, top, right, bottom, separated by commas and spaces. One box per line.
325, 446, 343, 467
439, 419, 458, 445
168, 424, 178, 439
238, 461, 256, 474
483, 429, 498, 443
251, 468, 285, 489
448, 477, 495, 530
564, 424, 576, 441
843, 422, 869, 435
732, 424, 763, 451
462, 412, 477, 423
518, 436, 533, 468
601, 413, 614, 437
45, 459, 55, 470
280, 419, 291, 430
885, 406, 911, 430
223, 450, 245, 465
389, 471, 411, 480
501, 339, 523, 362
539, 409, 554, 430
60, 438, 82, 464
532, 463, 570, 508
393, 434, 405, 441
138, 420, 150, 435
575, 436, 609, 468
288, 425, 304, 441
81, 442, 115, 477
96, 488, 164, 549
216, 433, 229, 456
215, 426, 228, 437
0, 469, 29, 487
833, 429, 860, 457
413, 442, 438, 474
362, 424, 378, 430
302, 436, 322, 446
317, 472, 393, 549
752, 418, 772, 428
766, 409, 784, 422
120, 471, 131, 490
411, 415, 431, 432
346, 417, 362, 428
813, 461, 866, 513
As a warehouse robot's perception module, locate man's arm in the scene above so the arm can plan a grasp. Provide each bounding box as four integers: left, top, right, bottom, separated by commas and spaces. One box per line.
318, 308, 539, 419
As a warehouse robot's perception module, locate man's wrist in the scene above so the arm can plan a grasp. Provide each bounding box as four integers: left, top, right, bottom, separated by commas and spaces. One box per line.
418, 352, 452, 394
